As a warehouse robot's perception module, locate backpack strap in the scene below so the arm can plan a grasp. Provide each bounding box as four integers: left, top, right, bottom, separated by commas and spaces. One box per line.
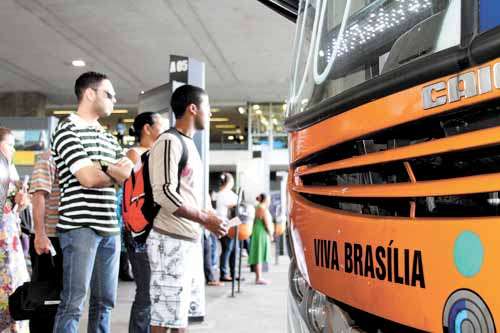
130, 167, 136, 188
165, 128, 189, 193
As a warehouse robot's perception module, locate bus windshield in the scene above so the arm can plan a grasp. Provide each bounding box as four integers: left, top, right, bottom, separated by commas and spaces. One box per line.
288, 0, 461, 117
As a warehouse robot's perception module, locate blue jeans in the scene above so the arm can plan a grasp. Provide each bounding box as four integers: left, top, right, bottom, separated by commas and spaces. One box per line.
53, 228, 120, 333
209, 233, 218, 267
126, 237, 151, 333
220, 236, 236, 279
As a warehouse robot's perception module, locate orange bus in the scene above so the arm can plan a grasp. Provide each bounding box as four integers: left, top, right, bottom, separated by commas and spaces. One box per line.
259, 0, 500, 332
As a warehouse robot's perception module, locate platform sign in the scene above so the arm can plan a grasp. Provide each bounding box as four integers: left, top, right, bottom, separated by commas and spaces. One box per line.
480, 0, 500, 32
169, 55, 189, 83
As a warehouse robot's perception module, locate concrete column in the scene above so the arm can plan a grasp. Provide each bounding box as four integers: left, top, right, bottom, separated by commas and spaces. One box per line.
0, 92, 47, 117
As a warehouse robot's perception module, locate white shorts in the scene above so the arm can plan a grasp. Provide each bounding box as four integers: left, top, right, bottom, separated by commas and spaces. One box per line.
147, 229, 205, 328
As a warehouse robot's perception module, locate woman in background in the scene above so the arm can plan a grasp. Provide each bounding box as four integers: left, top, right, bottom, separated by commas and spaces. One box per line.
124, 112, 168, 333
248, 193, 273, 285
215, 172, 238, 282
0, 127, 29, 332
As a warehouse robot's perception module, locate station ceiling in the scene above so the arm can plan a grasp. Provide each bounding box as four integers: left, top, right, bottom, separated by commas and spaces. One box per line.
0, 0, 294, 107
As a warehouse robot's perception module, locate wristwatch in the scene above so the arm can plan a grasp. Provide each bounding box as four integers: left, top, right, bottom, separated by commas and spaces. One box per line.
99, 160, 109, 174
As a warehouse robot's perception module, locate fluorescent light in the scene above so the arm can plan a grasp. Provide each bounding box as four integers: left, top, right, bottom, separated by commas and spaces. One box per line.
210, 117, 229, 122
111, 109, 128, 114
52, 110, 74, 115
71, 60, 86, 67
252, 104, 260, 110
211, 108, 220, 113
228, 136, 235, 141
215, 124, 236, 129
222, 130, 242, 134
239, 136, 244, 140
123, 118, 134, 123
238, 107, 246, 114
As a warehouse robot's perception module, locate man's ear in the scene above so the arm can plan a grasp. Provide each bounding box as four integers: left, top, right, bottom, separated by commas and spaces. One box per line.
187, 103, 197, 115
84, 88, 96, 102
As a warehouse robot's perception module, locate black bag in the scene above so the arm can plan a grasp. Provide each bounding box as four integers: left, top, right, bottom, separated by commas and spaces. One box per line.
8, 280, 61, 320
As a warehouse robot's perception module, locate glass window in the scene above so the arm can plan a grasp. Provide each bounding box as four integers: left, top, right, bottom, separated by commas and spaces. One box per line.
209, 106, 248, 150
289, 0, 461, 117
12, 130, 47, 151
270, 103, 288, 149
250, 103, 271, 148
250, 103, 288, 150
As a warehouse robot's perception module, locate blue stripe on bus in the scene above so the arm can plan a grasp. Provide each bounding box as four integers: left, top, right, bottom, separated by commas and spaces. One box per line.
480, 0, 500, 32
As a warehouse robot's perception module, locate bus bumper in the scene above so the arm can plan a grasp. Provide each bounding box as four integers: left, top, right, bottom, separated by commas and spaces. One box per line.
287, 289, 310, 333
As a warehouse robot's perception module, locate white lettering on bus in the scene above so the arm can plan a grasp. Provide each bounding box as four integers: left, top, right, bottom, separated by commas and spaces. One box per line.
422, 61, 500, 110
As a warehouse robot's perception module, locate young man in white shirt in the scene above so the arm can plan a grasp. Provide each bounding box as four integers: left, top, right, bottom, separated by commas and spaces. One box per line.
147, 84, 227, 333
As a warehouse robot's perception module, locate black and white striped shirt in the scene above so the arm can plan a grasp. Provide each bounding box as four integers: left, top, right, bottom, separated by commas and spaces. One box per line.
51, 114, 124, 236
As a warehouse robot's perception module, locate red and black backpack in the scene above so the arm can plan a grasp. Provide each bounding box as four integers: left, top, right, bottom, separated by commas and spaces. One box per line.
122, 128, 188, 243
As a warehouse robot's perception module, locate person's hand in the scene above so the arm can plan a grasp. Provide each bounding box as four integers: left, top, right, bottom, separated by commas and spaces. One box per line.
203, 207, 216, 215
114, 157, 134, 169
34, 233, 52, 255
14, 191, 28, 208
204, 213, 228, 238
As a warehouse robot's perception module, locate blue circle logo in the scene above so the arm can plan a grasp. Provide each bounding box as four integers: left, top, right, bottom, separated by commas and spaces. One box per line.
453, 231, 484, 277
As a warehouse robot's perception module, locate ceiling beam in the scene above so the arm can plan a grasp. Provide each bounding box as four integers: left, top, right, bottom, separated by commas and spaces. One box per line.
256, 0, 298, 22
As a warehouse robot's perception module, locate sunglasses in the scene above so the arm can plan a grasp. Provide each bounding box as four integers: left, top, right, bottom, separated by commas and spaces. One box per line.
92, 88, 115, 101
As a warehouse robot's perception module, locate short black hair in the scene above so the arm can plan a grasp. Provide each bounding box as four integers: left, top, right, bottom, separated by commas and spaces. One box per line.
170, 84, 207, 119
74, 71, 108, 102
256, 193, 268, 203
129, 112, 159, 139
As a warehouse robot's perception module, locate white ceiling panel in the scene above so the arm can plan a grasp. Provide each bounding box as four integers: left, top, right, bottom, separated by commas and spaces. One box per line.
0, 0, 295, 106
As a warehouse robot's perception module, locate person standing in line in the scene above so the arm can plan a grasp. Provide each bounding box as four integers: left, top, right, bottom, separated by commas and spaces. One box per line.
215, 172, 238, 282
124, 111, 168, 333
248, 193, 273, 285
51, 71, 134, 333
0, 127, 30, 333
28, 150, 63, 333
117, 186, 134, 282
147, 85, 227, 333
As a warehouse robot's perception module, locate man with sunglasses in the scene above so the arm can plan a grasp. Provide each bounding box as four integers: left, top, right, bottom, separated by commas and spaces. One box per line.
51, 71, 134, 333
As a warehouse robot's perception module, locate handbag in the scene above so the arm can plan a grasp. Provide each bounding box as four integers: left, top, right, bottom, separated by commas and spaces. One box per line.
8, 280, 61, 320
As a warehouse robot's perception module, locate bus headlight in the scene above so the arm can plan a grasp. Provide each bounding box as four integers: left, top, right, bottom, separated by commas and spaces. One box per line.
305, 289, 328, 332
289, 258, 308, 303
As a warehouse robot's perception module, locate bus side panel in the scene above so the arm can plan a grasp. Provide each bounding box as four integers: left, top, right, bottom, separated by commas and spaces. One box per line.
289, 191, 500, 332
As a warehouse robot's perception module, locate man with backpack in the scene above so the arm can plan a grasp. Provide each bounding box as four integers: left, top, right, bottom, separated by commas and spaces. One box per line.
147, 84, 227, 333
